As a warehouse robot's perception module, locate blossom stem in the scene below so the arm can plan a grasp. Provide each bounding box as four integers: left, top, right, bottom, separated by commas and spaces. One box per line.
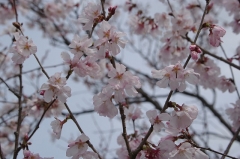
0, 77, 20, 98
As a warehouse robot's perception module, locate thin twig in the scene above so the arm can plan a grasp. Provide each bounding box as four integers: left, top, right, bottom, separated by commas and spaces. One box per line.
33, 54, 50, 79
221, 127, 240, 159
192, 144, 238, 159
12, 0, 18, 23
167, 0, 175, 17
0, 77, 20, 98
220, 44, 240, 98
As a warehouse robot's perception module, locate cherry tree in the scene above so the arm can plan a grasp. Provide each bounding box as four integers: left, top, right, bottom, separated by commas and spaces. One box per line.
0, 0, 240, 159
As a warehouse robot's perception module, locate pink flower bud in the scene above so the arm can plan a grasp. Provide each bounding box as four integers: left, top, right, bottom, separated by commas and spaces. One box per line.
40, 90, 45, 95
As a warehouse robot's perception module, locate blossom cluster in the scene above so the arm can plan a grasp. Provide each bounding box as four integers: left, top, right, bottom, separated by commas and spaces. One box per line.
117, 103, 209, 159
9, 32, 37, 64
1, 0, 239, 158
66, 134, 98, 159
93, 62, 141, 118
152, 62, 199, 92
40, 72, 71, 103
226, 99, 240, 131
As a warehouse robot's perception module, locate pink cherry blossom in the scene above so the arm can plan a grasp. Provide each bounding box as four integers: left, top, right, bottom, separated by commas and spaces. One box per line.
189, 57, 221, 89
9, 32, 37, 64
23, 150, 41, 159
50, 117, 66, 139
146, 110, 170, 132
154, 12, 170, 29
152, 62, 199, 92
44, 2, 66, 20
61, 52, 80, 68
26, 96, 65, 118
140, 139, 176, 159
23, 150, 53, 159
226, 99, 240, 131
66, 134, 90, 158
124, 105, 142, 121
229, 14, 240, 34
168, 104, 198, 130
209, 25, 226, 47
40, 72, 71, 103
73, 56, 102, 79
189, 44, 202, 61
170, 142, 209, 159
107, 63, 141, 103
95, 21, 127, 58
78, 2, 102, 30
217, 76, 235, 93
93, 86, 118, 118
69, 35, 95, 56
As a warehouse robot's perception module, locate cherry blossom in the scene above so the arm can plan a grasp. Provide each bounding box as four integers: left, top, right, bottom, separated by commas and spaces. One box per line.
189, 44, 202, 61
23, 150, 53, 159
40, 72, 71, 103
229, 14, 240, 34
93, 86, 118, 118
124, 105, 142, 121
50, 117, 67, 139
170, 142, 209, 159
61, 52, 80, 68
78, 2, 102, 30
226, 99, 240, 131
217, 76, 235, 93
23, 150, 41, 159
154, 12, 170, 29
116, 134, 142, 158
189, 57, 220, 89
73, 56, 102, 79
168, 104, 198, 131
9, 32, 37, 64
66, 134, 90, 158
140, 139, 176, 159
44, 2, 66, 20
208, 25, 226, 47
107, 63, 141, 103
26, 96, 65, 118
146, 110, 170, 132
69, 35, 95, 56
152, 62, 199, 92
95, 21, 127, 58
